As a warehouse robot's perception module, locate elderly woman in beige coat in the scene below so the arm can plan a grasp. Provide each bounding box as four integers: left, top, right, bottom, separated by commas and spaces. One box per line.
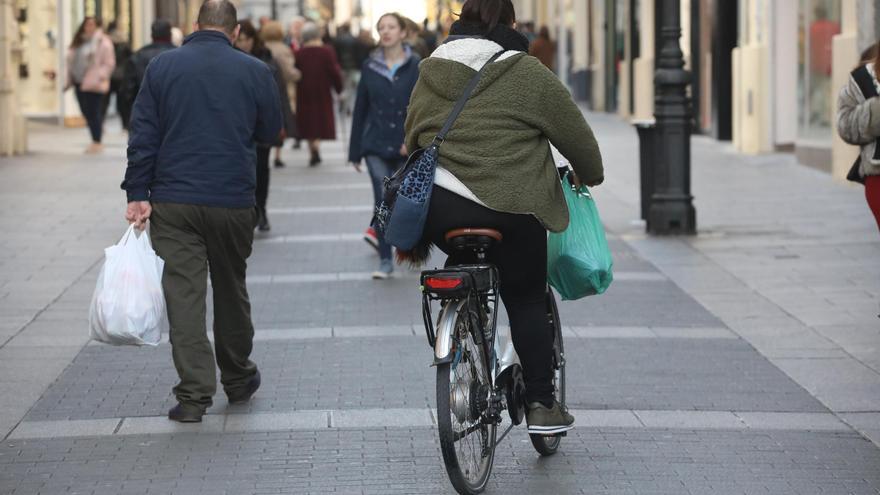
260, 20, 301, 168
66, 17, 116, 154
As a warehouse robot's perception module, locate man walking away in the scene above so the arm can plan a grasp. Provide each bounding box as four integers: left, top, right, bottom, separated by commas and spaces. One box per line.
122, 0, 283, 423
120, 19, 175, 129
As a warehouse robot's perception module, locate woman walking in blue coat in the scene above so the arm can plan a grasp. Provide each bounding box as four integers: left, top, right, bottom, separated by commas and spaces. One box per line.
349, 12, 420, 279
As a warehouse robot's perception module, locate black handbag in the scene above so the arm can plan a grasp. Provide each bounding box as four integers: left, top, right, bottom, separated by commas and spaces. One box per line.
374, 50, 505, 251
847, 157, 866, 185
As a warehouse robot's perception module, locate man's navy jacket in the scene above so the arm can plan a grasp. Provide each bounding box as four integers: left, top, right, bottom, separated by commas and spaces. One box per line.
123, 30, 283, 208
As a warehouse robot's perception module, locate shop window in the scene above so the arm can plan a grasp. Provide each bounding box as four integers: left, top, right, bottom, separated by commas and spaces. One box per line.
798, 0, 841, 142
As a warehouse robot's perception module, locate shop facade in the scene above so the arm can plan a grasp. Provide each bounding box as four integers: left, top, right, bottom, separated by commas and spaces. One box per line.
523, 0, 880, 181
11, 0, 153, 126
732, 0, 879, 179
1, 0, 26, 155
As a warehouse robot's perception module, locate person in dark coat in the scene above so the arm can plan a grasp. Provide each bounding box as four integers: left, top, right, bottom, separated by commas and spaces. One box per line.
295, 22, 343, 166
122, 0, 282, 423
236, 19, 294, 232
106, 20, 132, 127
333, 23, 361, 117
348, 13, 420, 279
120, 19, 175, 128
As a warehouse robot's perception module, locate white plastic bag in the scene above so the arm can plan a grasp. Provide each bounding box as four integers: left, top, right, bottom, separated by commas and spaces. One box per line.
88, 224, 168, 346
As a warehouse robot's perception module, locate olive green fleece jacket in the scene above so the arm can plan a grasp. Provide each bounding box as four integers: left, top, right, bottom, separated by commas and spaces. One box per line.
404, 51, 604, 232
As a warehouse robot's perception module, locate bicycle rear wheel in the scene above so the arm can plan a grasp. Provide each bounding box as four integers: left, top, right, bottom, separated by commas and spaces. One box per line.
436, 310, 497, 494
530, 288, 567, 456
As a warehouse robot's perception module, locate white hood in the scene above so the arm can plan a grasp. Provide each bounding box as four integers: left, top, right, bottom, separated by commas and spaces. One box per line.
430, 38, 521, 71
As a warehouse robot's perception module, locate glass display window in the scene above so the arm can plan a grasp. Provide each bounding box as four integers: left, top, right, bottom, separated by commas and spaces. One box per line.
798, 0, 841, 142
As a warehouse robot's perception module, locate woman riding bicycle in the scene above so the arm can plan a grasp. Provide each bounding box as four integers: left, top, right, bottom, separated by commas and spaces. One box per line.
404, 0, 604, 434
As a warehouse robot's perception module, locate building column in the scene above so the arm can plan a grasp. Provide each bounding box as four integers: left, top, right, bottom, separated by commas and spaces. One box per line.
830, 1, 861, 181
632, 0, 653, 120
0, 0, 26, 155
617, 0, 631, 118
569, 0, 588, 102
513, 0, 533, 22
131, 0, 155, 51
732, 0, 772, 154
771, 0, 798, 148
590, 0, 605, 111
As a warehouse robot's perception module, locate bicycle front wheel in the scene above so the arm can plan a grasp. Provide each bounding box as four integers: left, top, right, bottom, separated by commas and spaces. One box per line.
436, 318, 496, 494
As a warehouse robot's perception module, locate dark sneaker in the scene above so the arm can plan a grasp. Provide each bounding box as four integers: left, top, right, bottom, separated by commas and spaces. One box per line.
274, 158, 286, 168
168, 403, 204, 423
257, 213, 271, 232
526, 401, 574, 435
227, 370, 261, 404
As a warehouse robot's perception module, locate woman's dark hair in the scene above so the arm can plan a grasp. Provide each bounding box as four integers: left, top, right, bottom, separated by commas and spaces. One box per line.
376, 12, 407, 32
70, 17, 102, 49
459, 0, 516, 32
238, 19, 265, 54
871, 40, 880, 80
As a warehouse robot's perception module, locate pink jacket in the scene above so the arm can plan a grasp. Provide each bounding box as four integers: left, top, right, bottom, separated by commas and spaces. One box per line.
67, 32, 116, 93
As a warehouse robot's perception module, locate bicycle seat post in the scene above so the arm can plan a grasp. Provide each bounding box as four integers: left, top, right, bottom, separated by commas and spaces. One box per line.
476, 248, 488, 262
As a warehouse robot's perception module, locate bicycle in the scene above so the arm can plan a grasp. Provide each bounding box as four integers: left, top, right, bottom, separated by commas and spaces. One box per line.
419, 228, 568, 495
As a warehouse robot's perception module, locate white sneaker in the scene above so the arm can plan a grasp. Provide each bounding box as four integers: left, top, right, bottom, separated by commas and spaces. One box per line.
372, 259, 393, 280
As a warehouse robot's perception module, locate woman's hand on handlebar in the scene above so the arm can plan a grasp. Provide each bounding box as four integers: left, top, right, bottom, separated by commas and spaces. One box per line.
569, 172, 603, 188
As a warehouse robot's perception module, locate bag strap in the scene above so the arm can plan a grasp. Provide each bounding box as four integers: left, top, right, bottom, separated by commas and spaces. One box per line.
432, 50, 506, 147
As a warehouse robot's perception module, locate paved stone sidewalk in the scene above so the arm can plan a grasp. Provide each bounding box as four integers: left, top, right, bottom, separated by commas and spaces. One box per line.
582, 111, 880, 445
1, 116, 879, 494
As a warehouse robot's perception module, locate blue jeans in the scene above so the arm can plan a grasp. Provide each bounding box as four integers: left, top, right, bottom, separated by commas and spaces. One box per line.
365, 155, 406, 261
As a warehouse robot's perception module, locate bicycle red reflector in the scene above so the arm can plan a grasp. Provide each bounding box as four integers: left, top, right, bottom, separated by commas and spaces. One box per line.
425, 277, 463, 290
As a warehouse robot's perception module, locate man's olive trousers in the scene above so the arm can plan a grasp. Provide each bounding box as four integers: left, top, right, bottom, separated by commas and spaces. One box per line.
150, 202, 258, 411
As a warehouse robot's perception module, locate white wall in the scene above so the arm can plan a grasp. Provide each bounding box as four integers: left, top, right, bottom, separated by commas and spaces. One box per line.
772, 0, 798, 147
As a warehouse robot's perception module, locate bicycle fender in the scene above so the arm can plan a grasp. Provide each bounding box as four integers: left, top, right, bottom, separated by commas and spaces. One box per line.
433, 299, 467, 364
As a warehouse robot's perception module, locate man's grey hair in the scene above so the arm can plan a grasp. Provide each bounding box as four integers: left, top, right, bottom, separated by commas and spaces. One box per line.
197, 0, 238, 34
301, 22, 321, 44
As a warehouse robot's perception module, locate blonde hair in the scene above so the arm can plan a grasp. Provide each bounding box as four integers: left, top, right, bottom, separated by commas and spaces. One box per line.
260, 20, 284, 42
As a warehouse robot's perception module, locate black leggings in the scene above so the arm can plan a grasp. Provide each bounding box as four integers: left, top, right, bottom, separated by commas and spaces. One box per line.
424, 186, 555, 404
74, 86, 105, 143
255, 146, 271, 211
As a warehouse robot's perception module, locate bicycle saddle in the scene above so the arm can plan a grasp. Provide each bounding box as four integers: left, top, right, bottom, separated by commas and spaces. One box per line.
445, 228, 503, 252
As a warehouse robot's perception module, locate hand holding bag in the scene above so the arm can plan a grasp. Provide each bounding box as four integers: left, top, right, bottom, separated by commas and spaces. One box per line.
375, 51, 505, 251
88, 225, 168, 346
547, 173, 614, 300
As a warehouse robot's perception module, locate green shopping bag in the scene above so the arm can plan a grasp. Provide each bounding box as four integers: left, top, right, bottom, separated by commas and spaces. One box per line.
547, 175, 614, 300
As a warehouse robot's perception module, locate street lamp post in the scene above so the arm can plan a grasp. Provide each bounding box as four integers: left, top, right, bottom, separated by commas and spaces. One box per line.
648, 0, 696, 235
